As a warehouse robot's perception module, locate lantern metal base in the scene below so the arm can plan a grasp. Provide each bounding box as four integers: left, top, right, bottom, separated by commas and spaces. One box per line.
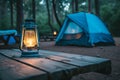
21, 51, 43, 58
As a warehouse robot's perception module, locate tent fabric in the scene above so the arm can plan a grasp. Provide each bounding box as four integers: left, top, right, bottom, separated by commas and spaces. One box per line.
3, 36, 16, 45
0, 30, 17, 45
55, 12, 115, 47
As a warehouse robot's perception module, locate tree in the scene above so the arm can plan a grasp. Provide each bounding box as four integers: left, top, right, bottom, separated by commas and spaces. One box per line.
32, 0, 36, 21
52, 0, 62, 29
88, 0, 91, 12
94, 0, 100, 16
71, 0, 78, 13
16, 0, 23, 33
46, 0, 54, 32
10, 0, 13, 28
75, 0, 78, 12
0, 0, 9, 29
71, 0, 75, 13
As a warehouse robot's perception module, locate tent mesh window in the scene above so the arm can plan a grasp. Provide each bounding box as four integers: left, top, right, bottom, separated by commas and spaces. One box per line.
62, 21, 83, 40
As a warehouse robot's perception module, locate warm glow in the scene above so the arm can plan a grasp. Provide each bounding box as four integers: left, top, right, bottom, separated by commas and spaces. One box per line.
53, 31, 57, 36
23, 30, 37, 47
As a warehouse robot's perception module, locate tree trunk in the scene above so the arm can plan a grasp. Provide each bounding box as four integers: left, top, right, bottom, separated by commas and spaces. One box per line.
10, 0, 13, 28
51, 7, 56, 25
32, 0, 36, 22
16, 0, 23, 33
0, 0, 7, 19
52, 0, 62, 29
46, 0, 54, 32
95, 0, 100, 16
72, 0, 75, 13
0, 0, 7, 28
72, 0, 78, 13
75, 0, 78, 12
88, 0, 91, 12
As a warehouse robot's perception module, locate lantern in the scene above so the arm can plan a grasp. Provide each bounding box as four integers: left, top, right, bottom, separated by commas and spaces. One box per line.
20, 19, 39, 57
53, 31, 57, 36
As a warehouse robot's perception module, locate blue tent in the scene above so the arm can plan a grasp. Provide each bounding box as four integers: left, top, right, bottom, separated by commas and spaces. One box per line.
55, 12, 115, 47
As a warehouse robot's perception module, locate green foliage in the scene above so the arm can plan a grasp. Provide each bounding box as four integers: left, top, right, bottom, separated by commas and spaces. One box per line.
110, 9, 120, 36
0, 18, 11, 30
36, 12, 51, 35
0, 0, 11, 30
100, 0, 120, 36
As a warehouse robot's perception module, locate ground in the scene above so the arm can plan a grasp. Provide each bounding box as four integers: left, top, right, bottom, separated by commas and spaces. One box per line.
40, 37, 120, 80
0, 37, 120, 80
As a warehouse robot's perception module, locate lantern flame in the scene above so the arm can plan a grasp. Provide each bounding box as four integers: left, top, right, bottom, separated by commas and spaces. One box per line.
23, 30, 37, 47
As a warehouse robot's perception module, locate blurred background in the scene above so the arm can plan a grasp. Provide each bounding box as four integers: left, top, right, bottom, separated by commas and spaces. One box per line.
0, 0, 120, 37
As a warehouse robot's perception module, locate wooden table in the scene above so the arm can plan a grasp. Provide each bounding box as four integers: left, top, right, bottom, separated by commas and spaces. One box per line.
0, 49, 111, 80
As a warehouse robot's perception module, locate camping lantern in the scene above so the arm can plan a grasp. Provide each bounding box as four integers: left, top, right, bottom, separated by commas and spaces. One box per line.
20, 19, 39, 57
53, 31, 57, 36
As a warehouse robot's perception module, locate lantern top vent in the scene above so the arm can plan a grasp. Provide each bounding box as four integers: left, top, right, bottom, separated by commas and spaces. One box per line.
23, 19, 36, 28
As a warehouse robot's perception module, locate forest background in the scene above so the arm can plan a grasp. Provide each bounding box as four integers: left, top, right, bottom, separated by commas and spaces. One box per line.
0, 0, 120, 37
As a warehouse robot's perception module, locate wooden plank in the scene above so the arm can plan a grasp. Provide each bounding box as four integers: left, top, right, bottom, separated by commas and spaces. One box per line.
0, 49, 79, 80
0, 54, 47, 80
18, 58, 79, 80
0, 49, 21, 57
46, 55, 111, 74
39, 50, 111, 74
5, 49, 110, 63
39, 50, 110, 63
